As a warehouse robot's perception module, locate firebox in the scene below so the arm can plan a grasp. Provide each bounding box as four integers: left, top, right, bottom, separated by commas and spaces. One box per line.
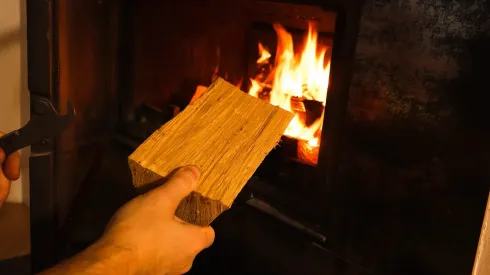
113, 0, 364, 235
26, 0, 364, 274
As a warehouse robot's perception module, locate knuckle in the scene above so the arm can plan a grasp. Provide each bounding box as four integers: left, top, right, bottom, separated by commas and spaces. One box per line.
203, 227, 215, 246
189, 226, 215, 251
181, 263, 193, 274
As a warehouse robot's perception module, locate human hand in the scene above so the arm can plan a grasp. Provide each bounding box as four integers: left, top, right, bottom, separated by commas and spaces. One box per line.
0, 131, 21, 208
100, 166, 215, 275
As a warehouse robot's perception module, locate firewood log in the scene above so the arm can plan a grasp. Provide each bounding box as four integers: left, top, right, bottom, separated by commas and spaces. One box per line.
128, 77, 294, 226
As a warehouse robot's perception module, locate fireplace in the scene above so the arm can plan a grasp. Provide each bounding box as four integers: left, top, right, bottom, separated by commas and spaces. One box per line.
27, 0, 364, 273
24, 0, 363, 271
24, 0, 490, 274
112, 0, 364, 234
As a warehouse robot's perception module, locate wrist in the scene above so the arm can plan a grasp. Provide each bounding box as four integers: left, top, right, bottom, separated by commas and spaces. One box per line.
84, 237, 137, 275
40, 237, 137, 275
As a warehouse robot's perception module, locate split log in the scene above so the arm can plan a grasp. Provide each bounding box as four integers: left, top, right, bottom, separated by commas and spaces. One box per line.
128, 77, 294, 226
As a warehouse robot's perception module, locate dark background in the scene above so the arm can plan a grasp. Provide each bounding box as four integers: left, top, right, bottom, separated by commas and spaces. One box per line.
332, 0, 490, 274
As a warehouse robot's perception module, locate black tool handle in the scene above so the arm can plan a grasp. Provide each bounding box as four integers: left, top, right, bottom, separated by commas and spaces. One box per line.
0, 130, 24, 156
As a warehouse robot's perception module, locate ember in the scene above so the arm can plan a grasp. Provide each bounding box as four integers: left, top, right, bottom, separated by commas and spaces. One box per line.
248, 22, 330, 165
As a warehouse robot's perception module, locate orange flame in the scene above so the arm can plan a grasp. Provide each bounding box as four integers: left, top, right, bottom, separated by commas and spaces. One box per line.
248, 22, 330, 164
257, 43, 272, 64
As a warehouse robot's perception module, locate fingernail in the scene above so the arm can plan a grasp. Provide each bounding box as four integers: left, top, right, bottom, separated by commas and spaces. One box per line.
179, 165, 201, 183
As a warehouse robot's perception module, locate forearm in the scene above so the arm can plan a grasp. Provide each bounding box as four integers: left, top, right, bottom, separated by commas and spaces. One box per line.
39, 238, 136, 275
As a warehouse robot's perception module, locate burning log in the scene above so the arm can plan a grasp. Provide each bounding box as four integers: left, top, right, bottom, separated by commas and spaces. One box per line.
128, 78, 294, 226
303, 99, 324, 127
246, 22, 330, 165
297, 139, 320, 166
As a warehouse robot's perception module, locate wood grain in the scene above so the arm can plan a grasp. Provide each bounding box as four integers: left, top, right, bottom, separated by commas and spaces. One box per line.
473, 192, 490, 275
128, 77, 293, 226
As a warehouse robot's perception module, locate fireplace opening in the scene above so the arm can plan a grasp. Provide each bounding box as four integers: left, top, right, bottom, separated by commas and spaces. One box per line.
245, 21, 331, 167
112, 0, 351, 228
189, 20, 332, 166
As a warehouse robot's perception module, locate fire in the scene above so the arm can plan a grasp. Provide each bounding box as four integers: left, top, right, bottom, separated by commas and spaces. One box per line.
248, 22, 330, 165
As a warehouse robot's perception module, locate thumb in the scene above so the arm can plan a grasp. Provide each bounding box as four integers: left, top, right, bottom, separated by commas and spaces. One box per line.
151, 166, 201, 213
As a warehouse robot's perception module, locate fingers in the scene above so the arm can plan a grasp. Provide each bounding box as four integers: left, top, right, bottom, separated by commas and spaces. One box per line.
0, 131, 21, 181
0, 130, 21, 208
0, 150, 10, 207
174, 214, 215, 248
167, 256, 196, 275
199, 226, 215, 249
0, 175, 11, 208
182, 224, 215, 253
3, 150, 20, 181
149, 166, 201, 213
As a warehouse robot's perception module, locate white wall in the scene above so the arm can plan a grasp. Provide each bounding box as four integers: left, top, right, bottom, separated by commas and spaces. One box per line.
0, 0, 30, 205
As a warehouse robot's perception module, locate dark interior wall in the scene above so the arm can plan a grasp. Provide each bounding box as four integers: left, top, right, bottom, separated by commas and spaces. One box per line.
130, 0, 249, 109
55, 0, 120, 225
128, 0, 340, 111
330, 0, 490, 274
349, 0, 490, 125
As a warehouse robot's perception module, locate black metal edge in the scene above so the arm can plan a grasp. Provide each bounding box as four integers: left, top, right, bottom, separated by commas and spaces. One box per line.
29, 153, 56, 272
115, 0, 136, 128
246, 197, 327, 243
318, 1, 365, 212
26, 0, 52, 98
26, 0, 59, 272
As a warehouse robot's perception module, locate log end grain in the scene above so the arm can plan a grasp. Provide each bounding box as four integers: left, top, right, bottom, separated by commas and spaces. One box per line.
175, 192, 230, 226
